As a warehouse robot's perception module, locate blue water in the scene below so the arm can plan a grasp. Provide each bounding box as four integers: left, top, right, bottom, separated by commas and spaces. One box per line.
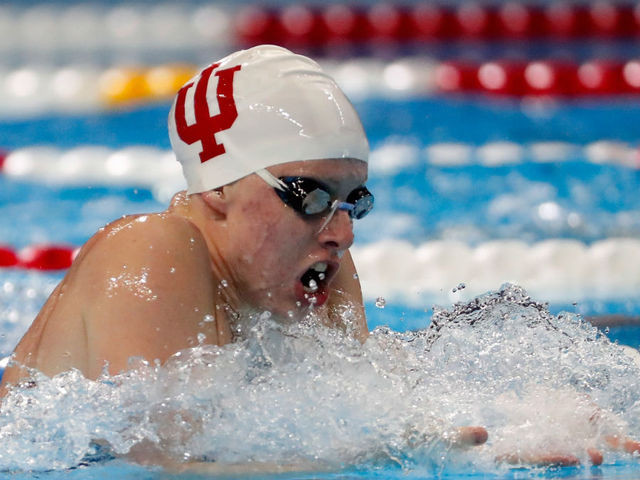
2, 59, 640, 480
4, 97, 640, 149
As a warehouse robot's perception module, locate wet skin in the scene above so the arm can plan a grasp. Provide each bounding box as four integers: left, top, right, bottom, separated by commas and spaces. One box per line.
0, 159, 369, 393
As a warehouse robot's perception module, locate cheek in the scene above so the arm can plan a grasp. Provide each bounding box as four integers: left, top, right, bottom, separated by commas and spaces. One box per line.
235, 201, 308, 273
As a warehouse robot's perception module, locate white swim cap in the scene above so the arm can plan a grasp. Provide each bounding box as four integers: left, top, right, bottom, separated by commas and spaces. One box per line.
168, 45, 369, 194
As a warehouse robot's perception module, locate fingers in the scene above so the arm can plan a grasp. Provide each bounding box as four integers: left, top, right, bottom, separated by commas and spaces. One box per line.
497, 447, 602, 467
605, 435, 640, 455
496, 452, 580, 467
623, 440, 640, 455
452, 426, 488, 447
587, 447, 603, 466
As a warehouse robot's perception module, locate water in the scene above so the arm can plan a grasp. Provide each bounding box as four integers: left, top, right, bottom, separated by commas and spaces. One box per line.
2, 100, 640, 477
0, 284, 639, 478
2, 18, 640, 477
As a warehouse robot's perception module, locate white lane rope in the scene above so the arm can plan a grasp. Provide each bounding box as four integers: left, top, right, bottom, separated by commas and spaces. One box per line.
351, 238, 640, 306
0, 4, 233, 56
1, 141, 637, 197
1, 238, 639, 307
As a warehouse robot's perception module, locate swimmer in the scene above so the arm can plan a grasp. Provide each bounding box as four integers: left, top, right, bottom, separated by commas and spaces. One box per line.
0, 46, 485, 467
6, 45, 629, 471
1, 45, 373, 389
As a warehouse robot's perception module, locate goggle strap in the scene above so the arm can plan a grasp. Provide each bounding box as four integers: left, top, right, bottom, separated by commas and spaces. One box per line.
255, 169, 288, 191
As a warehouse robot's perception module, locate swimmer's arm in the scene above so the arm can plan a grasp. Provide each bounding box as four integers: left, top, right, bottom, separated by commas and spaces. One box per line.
128, 428, 487, 474
79, 216, 223, 378
496, 400, 640, 467
326, 249, 368, 341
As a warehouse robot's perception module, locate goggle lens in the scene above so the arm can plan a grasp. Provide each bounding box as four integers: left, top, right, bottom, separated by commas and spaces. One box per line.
276, 176, 374, 219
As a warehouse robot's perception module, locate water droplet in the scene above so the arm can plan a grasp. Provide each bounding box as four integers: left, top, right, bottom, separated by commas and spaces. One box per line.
318, 273, 325, 281
202, 314, 214, 323
197, 333, 206, 344
375, 297, 386, 308
287, 310, 295, 318
169, 267, 176, 274
220, 279, 228, 288
353, 273, 359, 280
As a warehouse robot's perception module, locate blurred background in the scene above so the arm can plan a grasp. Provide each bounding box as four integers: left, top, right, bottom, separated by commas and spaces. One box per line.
1, 0, 640, 351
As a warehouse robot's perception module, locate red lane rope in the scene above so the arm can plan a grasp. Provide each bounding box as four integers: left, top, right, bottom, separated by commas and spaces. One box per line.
437, 59, 640, 96
0, 245, 77, 271
235, 3, 640, 47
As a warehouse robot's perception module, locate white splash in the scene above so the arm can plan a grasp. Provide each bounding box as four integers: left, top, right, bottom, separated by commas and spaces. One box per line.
0, 284, 638, 474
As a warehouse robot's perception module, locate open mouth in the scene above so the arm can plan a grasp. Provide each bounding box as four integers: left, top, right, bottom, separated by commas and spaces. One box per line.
297, 261, 334, 307
301, 262, 328, 293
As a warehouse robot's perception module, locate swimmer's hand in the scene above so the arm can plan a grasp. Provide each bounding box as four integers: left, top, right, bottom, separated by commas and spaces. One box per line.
496, 435, 640, 467
496, 449, 602, 467
605, 435, 640, 456
450, 426, 488, 447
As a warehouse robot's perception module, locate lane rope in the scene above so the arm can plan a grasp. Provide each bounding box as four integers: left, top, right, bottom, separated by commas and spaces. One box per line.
2, 57, 640, 118
3, 2, 640, 56
0, 141, 637, 192
2, 239, 639, 306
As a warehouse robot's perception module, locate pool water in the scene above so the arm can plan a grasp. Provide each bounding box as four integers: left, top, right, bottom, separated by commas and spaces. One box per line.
2, 2, 640, 478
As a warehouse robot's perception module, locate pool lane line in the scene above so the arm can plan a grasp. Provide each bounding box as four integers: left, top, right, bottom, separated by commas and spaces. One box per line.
5, 2, 640, 56
3, 57, 640, 119
2, 239, 639, 307
0, 141, 637, 191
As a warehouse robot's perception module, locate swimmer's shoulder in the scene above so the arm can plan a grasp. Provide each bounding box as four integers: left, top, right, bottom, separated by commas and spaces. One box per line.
70, 212, 213, 292
81, 212, 207, 260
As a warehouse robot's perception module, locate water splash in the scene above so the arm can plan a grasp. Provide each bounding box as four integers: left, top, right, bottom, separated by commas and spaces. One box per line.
0, 284, 639, 474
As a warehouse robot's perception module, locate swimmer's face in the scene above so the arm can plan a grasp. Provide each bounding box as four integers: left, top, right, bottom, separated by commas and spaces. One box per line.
221, 158, 368, 318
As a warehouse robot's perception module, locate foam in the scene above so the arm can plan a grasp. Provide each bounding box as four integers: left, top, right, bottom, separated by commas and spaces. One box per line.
0, 285, 638, 473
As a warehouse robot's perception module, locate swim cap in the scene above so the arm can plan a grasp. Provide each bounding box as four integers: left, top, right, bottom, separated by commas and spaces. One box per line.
168, 45, 369, 194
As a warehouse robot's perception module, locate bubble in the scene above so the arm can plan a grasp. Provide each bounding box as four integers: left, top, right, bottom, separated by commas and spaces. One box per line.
307, 279, 318, 292
2, 281, 15, 294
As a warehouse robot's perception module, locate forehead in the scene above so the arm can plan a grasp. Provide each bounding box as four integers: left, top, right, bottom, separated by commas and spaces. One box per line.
268, 159, 368, 187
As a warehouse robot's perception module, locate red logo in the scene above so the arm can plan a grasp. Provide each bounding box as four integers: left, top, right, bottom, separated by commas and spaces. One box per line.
174, 63, 242, 163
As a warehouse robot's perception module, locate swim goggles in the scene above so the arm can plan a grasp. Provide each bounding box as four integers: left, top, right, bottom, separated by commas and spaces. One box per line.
256, 169, 374, 231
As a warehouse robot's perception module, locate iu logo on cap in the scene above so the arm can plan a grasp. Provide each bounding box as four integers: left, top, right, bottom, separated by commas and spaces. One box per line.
174, 63, 242, 163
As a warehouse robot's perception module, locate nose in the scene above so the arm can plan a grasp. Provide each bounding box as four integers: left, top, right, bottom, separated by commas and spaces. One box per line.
317, 208, 354, 251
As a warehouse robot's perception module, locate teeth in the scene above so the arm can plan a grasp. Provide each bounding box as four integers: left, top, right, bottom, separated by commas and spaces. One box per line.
311, 262, 327, 273
301, 262, 328, 294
